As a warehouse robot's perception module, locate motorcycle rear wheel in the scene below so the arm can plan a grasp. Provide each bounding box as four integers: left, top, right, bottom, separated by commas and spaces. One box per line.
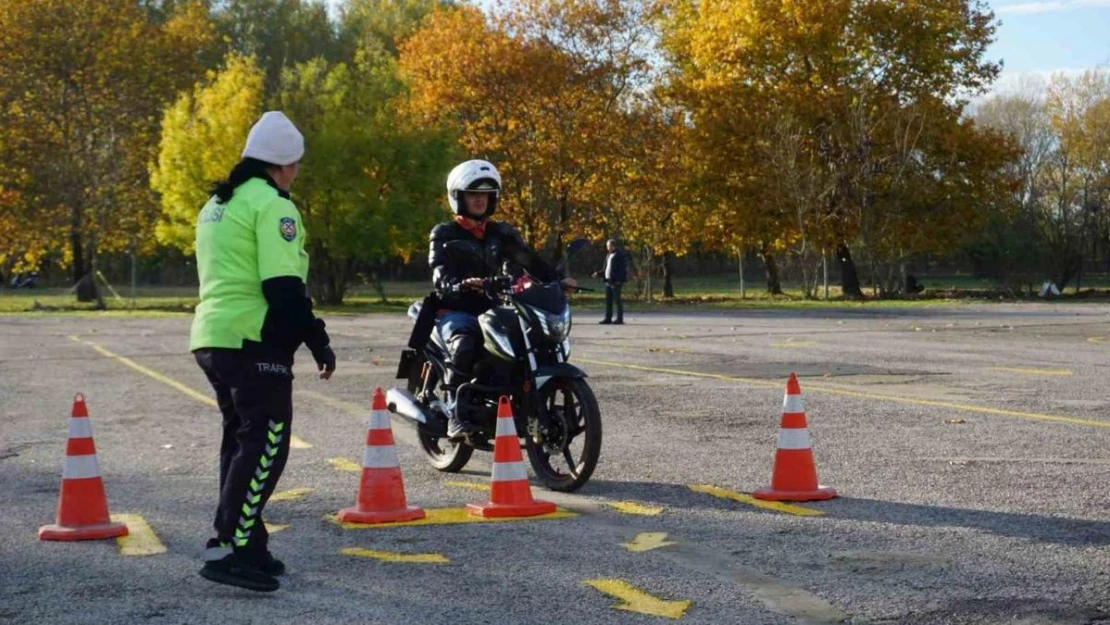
408, 378, 474, 472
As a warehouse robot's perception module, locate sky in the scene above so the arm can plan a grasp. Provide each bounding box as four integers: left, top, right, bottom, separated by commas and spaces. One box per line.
988, 0, 1110, 93
325, 0, 1108, 94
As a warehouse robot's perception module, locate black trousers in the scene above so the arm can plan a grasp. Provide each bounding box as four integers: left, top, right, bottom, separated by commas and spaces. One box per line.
194, 345, 294, 553
605, 282, 624, 322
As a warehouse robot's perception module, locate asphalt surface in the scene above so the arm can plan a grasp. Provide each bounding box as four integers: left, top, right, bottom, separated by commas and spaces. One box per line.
4, 303, 1110, 624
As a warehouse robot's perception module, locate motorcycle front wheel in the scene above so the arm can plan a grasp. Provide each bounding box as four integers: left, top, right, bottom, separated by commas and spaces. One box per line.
525, 377, 602, 492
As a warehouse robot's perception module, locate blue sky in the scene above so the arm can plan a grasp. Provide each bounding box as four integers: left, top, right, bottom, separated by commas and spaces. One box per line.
989, 0, 1110, 92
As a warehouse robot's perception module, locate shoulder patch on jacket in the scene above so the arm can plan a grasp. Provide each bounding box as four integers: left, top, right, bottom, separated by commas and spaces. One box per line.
279, 217, 297, 241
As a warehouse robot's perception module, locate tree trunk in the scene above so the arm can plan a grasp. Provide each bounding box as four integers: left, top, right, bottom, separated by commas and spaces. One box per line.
737, 248, 746, 299
760, 244, 783, 295
661, 252, 674, 298
837, 243, 864, 298
71, 226, 99, 302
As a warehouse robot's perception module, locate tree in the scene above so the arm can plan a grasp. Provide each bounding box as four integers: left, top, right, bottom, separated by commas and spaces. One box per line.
151, 54, 267, 253
659, 0, 1004, 297
214, 0, 341, 91
0, 0, 216, 301
338, 0, 444, 58
401, 1, 657, 259
275, 47, 457, 303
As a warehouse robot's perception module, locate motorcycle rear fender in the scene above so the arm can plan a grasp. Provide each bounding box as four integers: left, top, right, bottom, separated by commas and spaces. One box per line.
534, 363, 588, 389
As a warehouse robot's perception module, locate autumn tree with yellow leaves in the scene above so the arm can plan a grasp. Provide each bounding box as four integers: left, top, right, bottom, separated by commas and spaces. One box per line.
660, 0, 1010, 296
0, 0, 216, 300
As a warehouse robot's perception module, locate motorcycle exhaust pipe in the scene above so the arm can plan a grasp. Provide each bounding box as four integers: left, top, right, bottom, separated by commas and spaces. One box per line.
385, 387, 432, 426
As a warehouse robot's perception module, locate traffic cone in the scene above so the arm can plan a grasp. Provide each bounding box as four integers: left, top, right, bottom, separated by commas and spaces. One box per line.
39, 394, 129, 541
337, 388, 425, 524
467, 396, 556, 518
752, 374, 837, 502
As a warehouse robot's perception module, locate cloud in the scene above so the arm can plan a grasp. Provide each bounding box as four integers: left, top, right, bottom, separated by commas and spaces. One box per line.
994, 0, 1110, 14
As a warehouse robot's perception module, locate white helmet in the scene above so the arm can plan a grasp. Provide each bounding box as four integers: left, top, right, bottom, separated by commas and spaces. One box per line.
447, 159, 501, 217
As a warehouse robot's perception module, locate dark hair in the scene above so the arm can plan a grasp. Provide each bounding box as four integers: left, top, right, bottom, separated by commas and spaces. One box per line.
209, 158, 274, 204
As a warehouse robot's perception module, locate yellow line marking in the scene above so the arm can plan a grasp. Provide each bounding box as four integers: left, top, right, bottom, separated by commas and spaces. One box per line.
270, 487, 313, 502
987, 366, 1073, 376
621, 532, 677, 553
1088, 336, 1106, 344
265, 522, 288, 534
578, 357, 1110, 429
110, 514, 167, 556
770, 341, 816, 348
325, 507, 577, 529
328, 457, 362, 473
445, 480, 490, 492
689, 484, 824, 516
584, 579, 691, 619
340, 548, 449, 564
605, 501, 664, 516
70, 336, 314, 449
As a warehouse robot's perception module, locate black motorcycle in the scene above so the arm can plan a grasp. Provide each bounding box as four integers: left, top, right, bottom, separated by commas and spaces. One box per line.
9, 272, 37, 289
387, 242, 601, 492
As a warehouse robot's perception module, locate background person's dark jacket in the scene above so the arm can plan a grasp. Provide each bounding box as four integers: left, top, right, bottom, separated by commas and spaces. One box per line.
600, 249, 628, 284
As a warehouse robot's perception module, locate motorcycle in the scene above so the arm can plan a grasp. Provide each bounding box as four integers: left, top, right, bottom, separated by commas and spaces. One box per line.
9, 272, 38, 289
387, 240, 601, 492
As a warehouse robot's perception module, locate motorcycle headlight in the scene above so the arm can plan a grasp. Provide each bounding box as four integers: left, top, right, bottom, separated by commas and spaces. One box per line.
536, 305, 572, 342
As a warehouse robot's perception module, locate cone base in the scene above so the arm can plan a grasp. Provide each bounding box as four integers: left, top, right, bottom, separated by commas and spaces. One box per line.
38, 521, 129, 542
466, 499, 557, 518
752, 486, 837, 502
337, 505, 425, 525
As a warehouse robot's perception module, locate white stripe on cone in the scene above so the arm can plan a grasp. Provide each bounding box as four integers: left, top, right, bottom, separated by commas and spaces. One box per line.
368, 410, 391, 430
63, 454, 100, 479
362, 445, 400, 469
495, 416, 517, 437
68, 417, 94, 439
777, 428, 812, 450
491, 460, 527, 482
782, 395, 805, 414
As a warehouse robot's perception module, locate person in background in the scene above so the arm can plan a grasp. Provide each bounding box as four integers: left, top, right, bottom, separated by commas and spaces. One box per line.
592, 238, 626, 325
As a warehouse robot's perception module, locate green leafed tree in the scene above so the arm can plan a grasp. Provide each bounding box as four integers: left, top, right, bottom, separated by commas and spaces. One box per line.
151, 54, 266, 253
275, 46, 458, 304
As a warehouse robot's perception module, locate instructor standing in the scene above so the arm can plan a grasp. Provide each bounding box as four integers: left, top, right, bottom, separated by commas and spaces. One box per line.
191, 111, 336, 592
592, 238, 627, 325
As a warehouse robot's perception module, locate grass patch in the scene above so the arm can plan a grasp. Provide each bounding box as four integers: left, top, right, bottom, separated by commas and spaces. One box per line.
5, 273, 1110, 317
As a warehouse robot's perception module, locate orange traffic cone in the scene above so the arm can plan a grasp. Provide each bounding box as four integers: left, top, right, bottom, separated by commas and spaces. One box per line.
337, 388, 425, 524
467, 396, 556, 518
39, 395, 129, 541
753, 374, 837, 502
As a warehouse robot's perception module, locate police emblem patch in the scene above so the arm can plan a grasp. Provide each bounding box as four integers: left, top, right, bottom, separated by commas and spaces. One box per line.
279, 217, 297, 241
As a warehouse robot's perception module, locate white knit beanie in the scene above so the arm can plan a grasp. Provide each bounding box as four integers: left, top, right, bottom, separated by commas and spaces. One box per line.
241, 111, 304, 166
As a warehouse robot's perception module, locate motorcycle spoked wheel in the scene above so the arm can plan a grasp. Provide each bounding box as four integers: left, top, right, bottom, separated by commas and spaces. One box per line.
525, 377, 601, 492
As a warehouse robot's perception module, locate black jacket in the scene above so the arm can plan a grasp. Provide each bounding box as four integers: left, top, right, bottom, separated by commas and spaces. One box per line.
429, 220, 560, 315
601, 250, 628, 284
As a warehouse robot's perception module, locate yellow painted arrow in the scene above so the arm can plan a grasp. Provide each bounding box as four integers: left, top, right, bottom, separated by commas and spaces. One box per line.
328, 457, 362, 472
270, 487, 313, 502
585, 579, 691, 619
341, 548, 448, 564
621, 532, 677, 553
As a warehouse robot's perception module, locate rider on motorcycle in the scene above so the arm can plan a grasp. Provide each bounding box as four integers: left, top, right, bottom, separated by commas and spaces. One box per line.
429, 159, 575, 440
